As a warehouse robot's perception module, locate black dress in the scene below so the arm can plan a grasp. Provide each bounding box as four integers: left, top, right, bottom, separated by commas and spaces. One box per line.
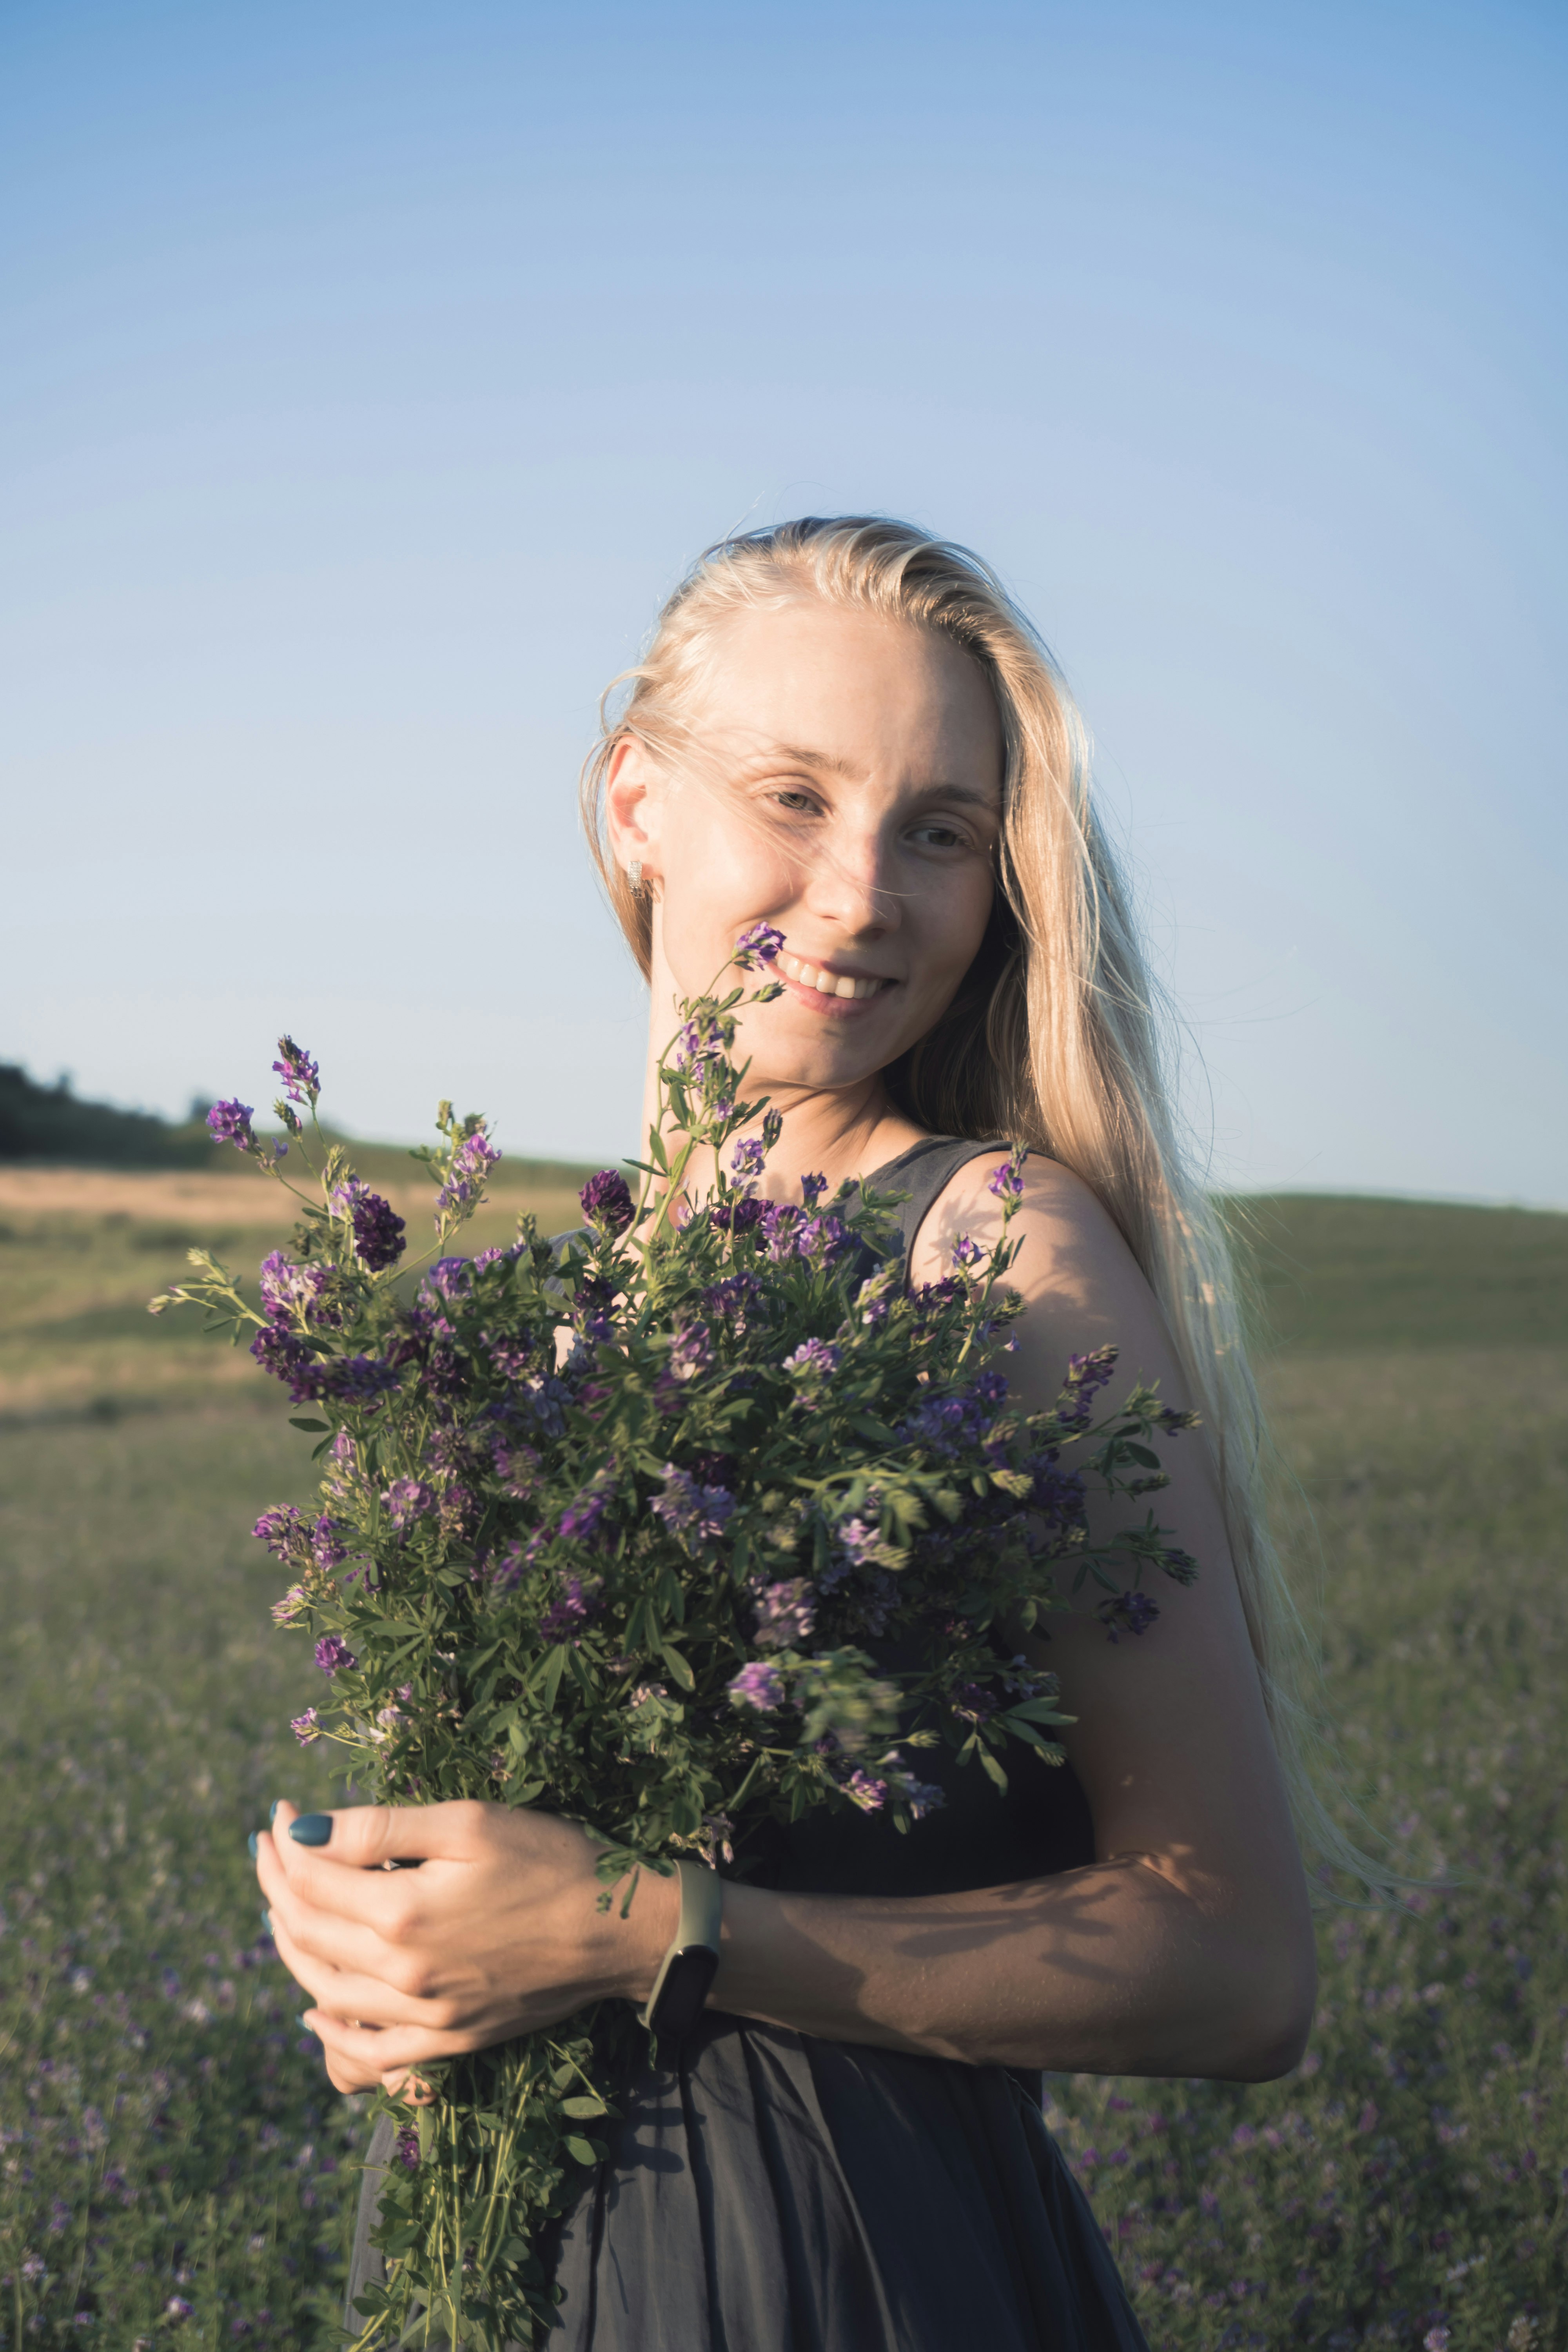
344, 1139, 1149, 2349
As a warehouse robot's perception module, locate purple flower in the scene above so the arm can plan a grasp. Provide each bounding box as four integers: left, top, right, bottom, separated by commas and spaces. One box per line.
651, 1463, 735, 1543
394, 2123, 421, 2171
271, 1035, 320, 1104
207, 1098, 255, 1152
425, 1256, 474, 1301
666, 1321, 711, 1382
382, 1477, 436, 1534
950, 1681, 996, 1724
580, 1168, 634, 1233
734, 921, 785, 969
435, 1127, 501, 1217
314, 1633, 357, 1676
800, 1172, 828, 1207
886, 1764, 945, 1820
559, 1472, 615, 1547
258, 1251, 332, 1326
784, 1338, 841, 1382
728, 1660, 786, 1712
351, 1191, 406, 1272
311, 1513, 347, 1569
702, 1272, 763, 1332
987, 1156, 1026, 1201
252, 1504, 305, 1561
672, 1014, 726, 1073
1098, 1589, 1161, 1642
166, 2299, 194, 2321
290, 1708, 320, 1744
323, 1353, 399, 1405
950, 1234, 984, 1269
844, 1769, 887, 1811
539, 1573, 603, 1643
752, 1579, 815, 1650
730, 1137, 766, 1180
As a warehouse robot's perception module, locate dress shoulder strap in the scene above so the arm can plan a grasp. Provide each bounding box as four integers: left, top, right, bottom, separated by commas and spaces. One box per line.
860, 1134, 1005, 1255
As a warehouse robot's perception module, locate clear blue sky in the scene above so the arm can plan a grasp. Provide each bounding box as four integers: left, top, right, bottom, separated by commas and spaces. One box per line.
4, 0, 1564, 1201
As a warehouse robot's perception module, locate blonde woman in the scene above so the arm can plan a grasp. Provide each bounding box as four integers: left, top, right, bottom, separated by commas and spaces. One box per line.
258, 518, 1317, 2349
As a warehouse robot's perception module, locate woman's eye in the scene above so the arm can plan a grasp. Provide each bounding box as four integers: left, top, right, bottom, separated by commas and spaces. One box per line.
911, 822, 967, 849
769, 790, 817, 815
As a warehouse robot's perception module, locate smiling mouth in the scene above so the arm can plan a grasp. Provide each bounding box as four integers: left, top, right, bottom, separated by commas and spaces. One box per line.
774, 950, 894, 1002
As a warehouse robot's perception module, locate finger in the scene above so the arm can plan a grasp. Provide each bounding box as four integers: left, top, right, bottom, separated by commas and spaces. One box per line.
278, 1795, 494, 1869
263, 1876, 416, 1989
259, 1814, 453, 1935
271, 1918, 459, 2031
304, 2008, 488, 2076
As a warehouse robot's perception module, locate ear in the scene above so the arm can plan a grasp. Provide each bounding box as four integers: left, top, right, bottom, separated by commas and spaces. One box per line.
605, 735, 667, 881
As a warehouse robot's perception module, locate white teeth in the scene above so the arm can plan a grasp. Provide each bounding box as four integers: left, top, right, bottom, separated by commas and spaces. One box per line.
777, 949, 887, 1001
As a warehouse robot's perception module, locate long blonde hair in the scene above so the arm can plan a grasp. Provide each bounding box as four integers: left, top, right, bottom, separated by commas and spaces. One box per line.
581, 515, 1344, 1876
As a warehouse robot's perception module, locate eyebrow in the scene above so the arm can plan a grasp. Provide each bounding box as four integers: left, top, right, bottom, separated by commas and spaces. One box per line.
746, 743, 1000, 809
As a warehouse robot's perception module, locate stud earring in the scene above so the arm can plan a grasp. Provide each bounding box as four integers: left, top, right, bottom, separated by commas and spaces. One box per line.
627, 859, 645, 899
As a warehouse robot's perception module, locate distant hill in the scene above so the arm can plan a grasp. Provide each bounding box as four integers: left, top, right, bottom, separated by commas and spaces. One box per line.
0, 1066, 212, 1168
1230, 1192, 1568, 1351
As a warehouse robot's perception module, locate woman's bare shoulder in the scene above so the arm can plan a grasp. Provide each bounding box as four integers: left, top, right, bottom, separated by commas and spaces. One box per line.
911, 1149, 1150, 1311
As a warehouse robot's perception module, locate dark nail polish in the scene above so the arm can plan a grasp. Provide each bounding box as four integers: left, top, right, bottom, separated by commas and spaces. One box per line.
260, 1907, 273, 1935
289, 1813, 333, 1847
247, 1831, 259, 1860
296, 2013, 314, 2034
269, 1800, 281, 1824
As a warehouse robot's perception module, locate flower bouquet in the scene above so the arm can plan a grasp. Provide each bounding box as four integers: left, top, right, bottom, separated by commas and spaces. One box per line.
153, 927, 1198, 2348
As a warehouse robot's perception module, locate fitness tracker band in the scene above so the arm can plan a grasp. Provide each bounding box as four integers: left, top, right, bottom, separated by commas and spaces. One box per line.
637, 1859, 723, 2037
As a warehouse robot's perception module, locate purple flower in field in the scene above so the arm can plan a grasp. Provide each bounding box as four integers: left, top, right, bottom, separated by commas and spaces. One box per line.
728, 1660, 786, 1713
579, 1167, 634, 1234
425, 1257, 474, 1301
253, 1505, 305, 1561
784, 1337, 841, 1383
314, 1633, 357, 1676
394, 2124, 421, 2171
258, 1251, 333, 1326
207, 1098, 255, 1152
311, 1513, 347, 1570
987, 1156, 1026, 1201
752, 1579, 815, 1650
271, 1035, 319, 1104
166, 2298, 194, 2320
382, 1477, 436, 1534
731, 1136, 766, 1180
1098, 1590, 1160, 1642
651, 1462, 735, 1543
666, 1321, 711, 1382
290, 1708, 320, 1744
800, 1172, 828, 1207
559, 1472, 615, 1548
540, 1573, 603, 1643
733, 921, 785, 969
351, 1191, 406, 1272
435, 1128, 501, 1217
1423, 2332, 1450, 2352
323, 1354, 399, 1405
835, 1515, 881, 1570
271, 1584, 307, 1626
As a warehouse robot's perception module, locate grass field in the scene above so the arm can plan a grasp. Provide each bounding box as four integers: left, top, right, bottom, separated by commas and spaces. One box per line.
1, 1170, 1564, 2348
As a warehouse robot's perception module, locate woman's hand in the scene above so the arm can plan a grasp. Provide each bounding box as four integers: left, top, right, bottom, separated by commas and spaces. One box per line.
254, 1798, 679, 2096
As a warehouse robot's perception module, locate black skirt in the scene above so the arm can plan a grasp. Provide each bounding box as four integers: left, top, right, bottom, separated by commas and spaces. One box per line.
346, 2012, 1147, 2350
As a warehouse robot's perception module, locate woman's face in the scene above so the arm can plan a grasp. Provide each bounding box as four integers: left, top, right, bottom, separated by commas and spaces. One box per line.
612, 597, 1005, 1101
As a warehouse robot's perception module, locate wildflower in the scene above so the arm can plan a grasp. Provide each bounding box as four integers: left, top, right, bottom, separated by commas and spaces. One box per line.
271, 1035, 319, 1104
350, 1191, 407, 1272
950, 1234, 984, 1269
672, 1014, 726, 1072
252, 1505, 306, 1561
436, 1128, 501, 1217
1099, 1590, 1160, 1641
579, 1168, 634, 1234
540, 1575, 603, 1643
731, 1137, 766, 1180
887, 1766, 945, 1820
752, 1579, 815, 1650
987, 1155, 1026, 1200
666, 1321, 711, 1383
733, 921, 785, 968
800, 1172, 828, 1207
559, 1473, 615, 1548
165, 2301, 194, 2322
314, 1633, 357, 1676
728, 1661, 786, 1712
1424, 2332, 1451, 2352
844, 1769, 887, 1811
382, 1478, 436, 1534
207, 1098, 255, 1151
258, 1252, 332, 1326
426, 1256, 474, 1302
784, 1338, 841, 1384
950, 1681, 996, 1724
290, 1708, 321, 1744
323, 1352, 399, 1404
703, 1272, 763, 1330
312, 1513, 347, 1569
651, 1463, 735, 1543
395, 2124, 421, 2171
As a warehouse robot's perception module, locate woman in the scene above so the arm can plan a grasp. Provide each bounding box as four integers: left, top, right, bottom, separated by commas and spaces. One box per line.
256, 517, 1317, 2349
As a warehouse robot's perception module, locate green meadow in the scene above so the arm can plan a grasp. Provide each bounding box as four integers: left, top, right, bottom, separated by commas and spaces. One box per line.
0, 1172, 1564, 2348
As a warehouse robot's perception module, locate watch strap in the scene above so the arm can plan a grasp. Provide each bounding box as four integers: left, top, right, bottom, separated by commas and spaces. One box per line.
637, 1860, 723, 2037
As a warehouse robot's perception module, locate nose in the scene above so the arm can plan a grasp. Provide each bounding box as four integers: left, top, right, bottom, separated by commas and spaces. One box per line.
798, 819, 902, 941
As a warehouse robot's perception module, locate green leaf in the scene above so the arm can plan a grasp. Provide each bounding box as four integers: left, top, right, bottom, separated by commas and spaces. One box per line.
541, 1645, 568, 1710
977, 1747, 1010, 1793
1122, 1443, 1161, 1469
289, 1416, 330, 1432
564, 2134, 602, 2167
848, 1413, 898, 1443
660, 1641, 695, 1691
560, 2096, 608, 2118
